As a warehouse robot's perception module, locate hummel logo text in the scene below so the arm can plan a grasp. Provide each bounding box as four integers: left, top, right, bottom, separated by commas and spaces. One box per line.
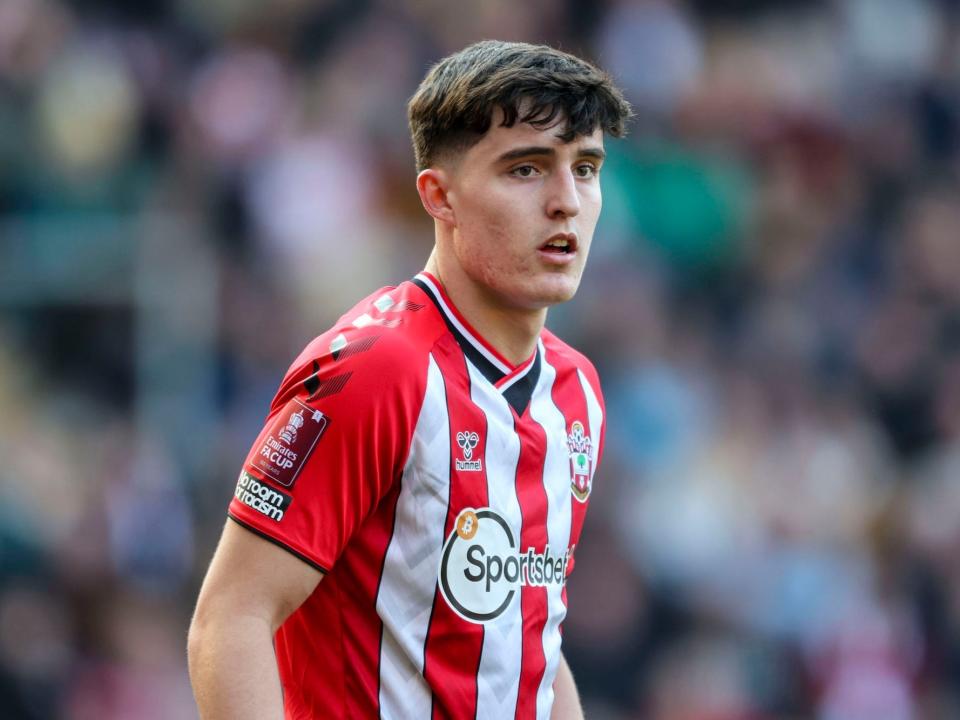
455, 430, 482, 472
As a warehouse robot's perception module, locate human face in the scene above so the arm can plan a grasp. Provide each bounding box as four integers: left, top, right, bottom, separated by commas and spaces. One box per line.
442, 114, 605, 311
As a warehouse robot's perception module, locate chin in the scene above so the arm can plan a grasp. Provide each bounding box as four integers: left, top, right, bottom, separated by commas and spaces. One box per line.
523, 276, 581, 308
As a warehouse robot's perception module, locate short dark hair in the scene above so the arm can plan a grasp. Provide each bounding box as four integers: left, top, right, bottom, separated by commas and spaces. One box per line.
408, 40, 632, 172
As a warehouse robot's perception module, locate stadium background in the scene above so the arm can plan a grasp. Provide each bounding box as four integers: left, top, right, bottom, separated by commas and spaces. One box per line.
2, 0, 960, 717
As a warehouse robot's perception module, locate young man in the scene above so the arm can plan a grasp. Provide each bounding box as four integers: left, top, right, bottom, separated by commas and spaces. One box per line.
188, 40, 631, 719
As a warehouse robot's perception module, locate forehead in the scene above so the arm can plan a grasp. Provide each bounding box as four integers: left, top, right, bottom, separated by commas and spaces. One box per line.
465, 108, 605, 163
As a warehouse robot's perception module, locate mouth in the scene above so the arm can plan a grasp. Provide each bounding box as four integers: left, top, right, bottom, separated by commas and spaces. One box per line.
539, 233, 578, 256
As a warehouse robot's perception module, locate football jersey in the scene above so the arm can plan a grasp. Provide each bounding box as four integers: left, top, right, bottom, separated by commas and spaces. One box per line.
227, 272, 605, 720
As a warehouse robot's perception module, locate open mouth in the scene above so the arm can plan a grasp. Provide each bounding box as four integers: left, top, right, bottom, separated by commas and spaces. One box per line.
540, 234, 577, 255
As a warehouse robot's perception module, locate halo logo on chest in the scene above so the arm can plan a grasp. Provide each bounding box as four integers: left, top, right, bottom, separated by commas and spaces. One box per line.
438, 507, 570, 624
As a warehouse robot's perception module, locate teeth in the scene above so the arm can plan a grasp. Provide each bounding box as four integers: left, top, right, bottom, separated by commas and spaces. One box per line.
546, 239, 569, 248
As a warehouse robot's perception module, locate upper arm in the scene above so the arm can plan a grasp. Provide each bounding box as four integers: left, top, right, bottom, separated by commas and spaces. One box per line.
193, 518, 324, 633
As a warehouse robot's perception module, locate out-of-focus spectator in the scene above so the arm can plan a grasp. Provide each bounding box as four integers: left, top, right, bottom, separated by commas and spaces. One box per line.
3, 1, 960, 717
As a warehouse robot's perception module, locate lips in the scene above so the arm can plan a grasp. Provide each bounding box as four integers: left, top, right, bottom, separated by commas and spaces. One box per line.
540, 233, 578, 254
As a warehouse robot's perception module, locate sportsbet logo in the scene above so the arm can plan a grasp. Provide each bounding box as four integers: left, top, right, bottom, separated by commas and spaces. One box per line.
438, 507, 571, 624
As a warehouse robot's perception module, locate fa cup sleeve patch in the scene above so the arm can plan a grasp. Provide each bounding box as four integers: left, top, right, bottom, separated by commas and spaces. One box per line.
246, 398, 329, 488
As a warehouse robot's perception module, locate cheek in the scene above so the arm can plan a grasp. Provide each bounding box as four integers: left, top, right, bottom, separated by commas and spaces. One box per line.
581, 187, 602, 226
455, 195, 529, 263
574, 194, 602, 249
455, 219, 518, 284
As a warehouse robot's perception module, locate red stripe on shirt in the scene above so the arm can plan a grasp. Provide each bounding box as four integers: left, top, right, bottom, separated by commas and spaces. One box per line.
512, 410, 551, 720
342, 479, 404, 716
422, 337, 490, 719
274, 480, 405, 718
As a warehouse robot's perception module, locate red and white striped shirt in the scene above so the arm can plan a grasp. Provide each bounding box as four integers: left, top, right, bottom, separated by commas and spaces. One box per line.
228, 272, 605, 719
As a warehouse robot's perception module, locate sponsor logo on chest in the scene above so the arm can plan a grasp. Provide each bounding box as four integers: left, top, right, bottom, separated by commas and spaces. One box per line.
438, 507, 572, 624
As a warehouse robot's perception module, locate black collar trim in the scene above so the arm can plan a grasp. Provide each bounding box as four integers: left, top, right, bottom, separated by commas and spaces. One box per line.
412, 274, 540, 414
502, 350, 541, 415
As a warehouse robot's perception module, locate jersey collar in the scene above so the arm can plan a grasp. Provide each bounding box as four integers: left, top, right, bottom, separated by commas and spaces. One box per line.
413, 272, 541, 414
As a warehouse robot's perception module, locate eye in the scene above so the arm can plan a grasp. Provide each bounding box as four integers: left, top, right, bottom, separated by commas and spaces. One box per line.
575, 163, 598, 178
509, 164, 540, 178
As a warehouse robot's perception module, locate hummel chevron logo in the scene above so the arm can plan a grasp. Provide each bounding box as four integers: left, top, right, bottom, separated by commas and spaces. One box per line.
455, 431, 482, 472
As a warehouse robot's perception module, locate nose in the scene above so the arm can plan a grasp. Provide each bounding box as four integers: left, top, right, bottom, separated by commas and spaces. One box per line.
545, 168, 580, 219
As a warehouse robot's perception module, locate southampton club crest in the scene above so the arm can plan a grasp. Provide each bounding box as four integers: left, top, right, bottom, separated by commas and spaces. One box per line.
567, 420, 593, 502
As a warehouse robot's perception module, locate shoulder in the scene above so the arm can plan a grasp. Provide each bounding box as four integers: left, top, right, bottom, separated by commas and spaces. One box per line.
275, 281, 446, 412
540, 327, 603, 400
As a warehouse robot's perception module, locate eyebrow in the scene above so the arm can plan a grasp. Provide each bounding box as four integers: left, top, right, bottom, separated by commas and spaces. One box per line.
496, 145, 607, 163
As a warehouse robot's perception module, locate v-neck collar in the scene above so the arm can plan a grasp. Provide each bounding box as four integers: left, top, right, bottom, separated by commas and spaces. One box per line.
412, 272, 541, 415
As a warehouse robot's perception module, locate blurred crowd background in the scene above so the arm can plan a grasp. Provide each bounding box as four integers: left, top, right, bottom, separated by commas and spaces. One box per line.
2, 0, 960, 717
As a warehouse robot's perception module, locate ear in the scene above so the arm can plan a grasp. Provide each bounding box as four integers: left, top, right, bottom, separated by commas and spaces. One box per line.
416, 168, 456, 225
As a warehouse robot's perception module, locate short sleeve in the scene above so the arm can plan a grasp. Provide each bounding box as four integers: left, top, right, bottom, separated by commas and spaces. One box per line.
228, 333, 428, 572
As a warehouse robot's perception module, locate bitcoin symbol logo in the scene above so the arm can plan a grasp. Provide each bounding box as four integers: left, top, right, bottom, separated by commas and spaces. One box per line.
456, 509, 479, 540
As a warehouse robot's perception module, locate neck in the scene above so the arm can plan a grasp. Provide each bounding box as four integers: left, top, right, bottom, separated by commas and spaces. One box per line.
424, 249, 546, 366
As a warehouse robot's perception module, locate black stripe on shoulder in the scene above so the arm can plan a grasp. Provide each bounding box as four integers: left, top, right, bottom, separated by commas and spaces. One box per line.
227, 513, 330, 574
